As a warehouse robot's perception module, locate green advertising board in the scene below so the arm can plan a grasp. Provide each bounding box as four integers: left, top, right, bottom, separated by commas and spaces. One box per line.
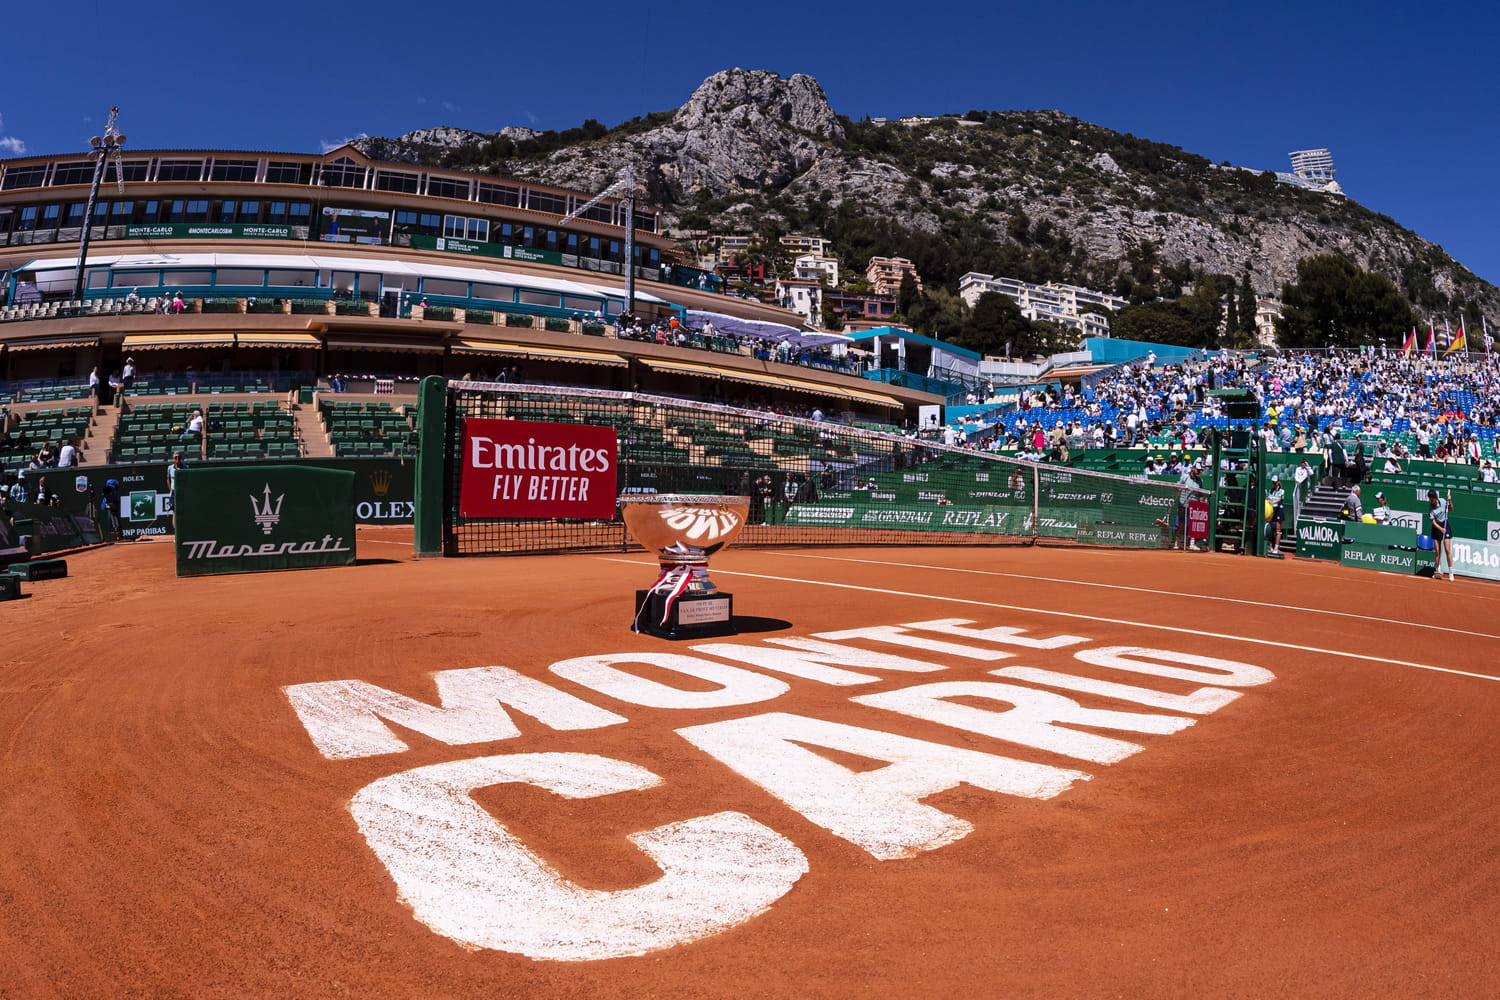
1449, 537, 1500, 581
410, 234, 562, 267
782, 504, 1026, 535
22, 457, 413, 539
174, 465, 355, 577
1294, 517, 1343, 561
124, 223, 294, 240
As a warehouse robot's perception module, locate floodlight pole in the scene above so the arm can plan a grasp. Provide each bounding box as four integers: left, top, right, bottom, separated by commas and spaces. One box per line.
623, 165, 636, 318
72, 106, 126, 302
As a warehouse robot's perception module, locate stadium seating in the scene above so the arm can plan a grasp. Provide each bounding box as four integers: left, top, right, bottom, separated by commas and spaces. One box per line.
113, 400, 299, 463
321, 400, 418, 457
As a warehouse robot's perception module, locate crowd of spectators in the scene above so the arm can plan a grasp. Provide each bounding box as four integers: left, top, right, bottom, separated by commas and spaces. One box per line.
942, 348, 1500, 475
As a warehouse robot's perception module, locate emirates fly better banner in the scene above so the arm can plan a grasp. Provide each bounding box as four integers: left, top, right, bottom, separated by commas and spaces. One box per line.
459, 419, 618, 520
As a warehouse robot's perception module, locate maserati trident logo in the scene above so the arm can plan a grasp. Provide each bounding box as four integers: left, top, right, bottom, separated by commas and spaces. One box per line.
251, 483, 285, 534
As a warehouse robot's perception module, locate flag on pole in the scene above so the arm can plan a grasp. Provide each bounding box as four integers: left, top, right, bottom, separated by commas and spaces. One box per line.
1445, 319, 1467, 356
1424, 324, 1437, 356
1484, 316, 1493, 355
1400, 328, 1416, 356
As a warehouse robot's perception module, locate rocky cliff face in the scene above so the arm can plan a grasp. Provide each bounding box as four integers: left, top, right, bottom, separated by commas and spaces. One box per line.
354, 69, 1498, 318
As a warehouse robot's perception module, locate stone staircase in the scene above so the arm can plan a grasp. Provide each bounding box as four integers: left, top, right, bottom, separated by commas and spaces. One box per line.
291, 400, 334, 458
84, 403, 121, 464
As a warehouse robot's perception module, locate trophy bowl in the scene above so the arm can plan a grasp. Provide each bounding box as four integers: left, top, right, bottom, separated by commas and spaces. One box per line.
619, 494, 750, 638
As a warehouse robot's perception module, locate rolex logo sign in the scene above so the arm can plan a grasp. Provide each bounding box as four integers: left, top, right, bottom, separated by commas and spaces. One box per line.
369, 469, 393, 497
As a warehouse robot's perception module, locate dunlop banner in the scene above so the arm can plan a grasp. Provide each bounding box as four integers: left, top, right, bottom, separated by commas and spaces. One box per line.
174, 465, 355, 577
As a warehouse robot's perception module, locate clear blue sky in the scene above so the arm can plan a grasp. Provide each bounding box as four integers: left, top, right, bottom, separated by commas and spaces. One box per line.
3, 1, 1496, 289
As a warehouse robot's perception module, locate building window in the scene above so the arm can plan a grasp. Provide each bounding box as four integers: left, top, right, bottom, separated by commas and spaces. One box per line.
267, 201, 289, 223
103, 160, 149, 185
527, 190, 566, 216
111, 201, 134, 220
156, 159, 206, 182
209, 159, 258, 182
319, 157, 367, 188
217, 200, 237, 222
288, 202, 312, 225
468, 218, 488, 241
2, 165, 49, 190
49, 161, 97, 186
442, 215, 467, 239
375, 170, 420, 193
581, 203, 613, 225
266, 161, 309, 184
426, 176, 470, 200
237, 200, 259, 222
477, 182, 519, 207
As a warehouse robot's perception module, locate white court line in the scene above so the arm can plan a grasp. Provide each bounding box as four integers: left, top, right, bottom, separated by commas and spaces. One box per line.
597, 558, 1500, 684
764, 552, 1500, 643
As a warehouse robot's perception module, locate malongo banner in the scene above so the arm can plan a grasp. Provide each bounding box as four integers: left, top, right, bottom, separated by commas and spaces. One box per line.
459, 419, 618, 520
174, 465, 355, 577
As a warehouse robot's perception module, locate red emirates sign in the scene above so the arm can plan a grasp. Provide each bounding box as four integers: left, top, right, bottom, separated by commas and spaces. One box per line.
459, 419, 618, 520
1187, 499, 1210, 540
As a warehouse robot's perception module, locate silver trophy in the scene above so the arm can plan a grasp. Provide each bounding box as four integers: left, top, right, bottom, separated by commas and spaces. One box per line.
620, 494, 749, 638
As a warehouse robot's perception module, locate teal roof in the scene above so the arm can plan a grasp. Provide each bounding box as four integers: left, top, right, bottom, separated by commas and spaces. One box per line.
840, 326, 983, 362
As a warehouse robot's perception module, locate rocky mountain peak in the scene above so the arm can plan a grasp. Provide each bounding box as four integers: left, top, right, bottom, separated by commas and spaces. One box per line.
674, 69, 844, 140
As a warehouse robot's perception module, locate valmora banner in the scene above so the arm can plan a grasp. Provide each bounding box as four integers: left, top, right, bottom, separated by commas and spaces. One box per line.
459, 419, 618, 520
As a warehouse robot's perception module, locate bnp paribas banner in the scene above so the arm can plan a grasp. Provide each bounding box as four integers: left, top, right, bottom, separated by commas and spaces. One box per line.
174, 465, 355, 577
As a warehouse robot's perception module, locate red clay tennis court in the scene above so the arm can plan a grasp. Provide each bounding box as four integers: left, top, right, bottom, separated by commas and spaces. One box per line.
2, 529, 1497, 998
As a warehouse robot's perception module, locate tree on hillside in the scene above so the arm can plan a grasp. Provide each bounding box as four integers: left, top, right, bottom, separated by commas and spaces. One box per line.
952, 292, 1034, 356
904, 287, 967, 345
896, 271, 922, 318
1112, 302, 1197, 346
1275, 255, 1415, 349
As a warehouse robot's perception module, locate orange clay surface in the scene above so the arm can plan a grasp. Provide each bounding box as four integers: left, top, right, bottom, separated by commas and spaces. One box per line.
2, 528, 1498, 999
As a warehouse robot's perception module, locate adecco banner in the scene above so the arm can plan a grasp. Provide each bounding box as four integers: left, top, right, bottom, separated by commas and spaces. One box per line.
459, 419, 617, 520
174, 465, 355, 577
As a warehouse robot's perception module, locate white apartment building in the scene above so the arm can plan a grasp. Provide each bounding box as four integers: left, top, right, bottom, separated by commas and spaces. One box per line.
1254, 296, 1282, 347
780, 234, 832, 257
866, 256, 922, 297
793, 253, 839, 285
776, 277, 823, 324
958, 272, 1124, 338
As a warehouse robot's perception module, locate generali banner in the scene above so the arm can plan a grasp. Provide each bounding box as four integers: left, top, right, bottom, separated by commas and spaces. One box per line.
459, 419, 618, 520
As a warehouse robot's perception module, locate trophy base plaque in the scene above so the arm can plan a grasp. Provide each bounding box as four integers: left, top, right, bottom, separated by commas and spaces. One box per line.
634, 589, 736, 640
